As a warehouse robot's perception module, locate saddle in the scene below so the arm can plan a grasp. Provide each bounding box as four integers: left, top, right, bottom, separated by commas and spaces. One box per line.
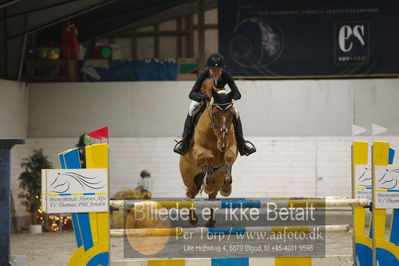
189, 101, 207, 146
192, 101, 206, 128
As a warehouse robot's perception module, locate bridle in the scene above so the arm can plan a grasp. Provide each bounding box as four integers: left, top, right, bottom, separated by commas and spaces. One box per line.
207, 101, 233, 139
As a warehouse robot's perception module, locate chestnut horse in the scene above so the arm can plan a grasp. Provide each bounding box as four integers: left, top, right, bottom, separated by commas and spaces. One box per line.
179, 81, 238, 226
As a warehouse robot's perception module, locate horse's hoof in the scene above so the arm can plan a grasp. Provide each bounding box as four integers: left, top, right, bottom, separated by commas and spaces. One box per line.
223, 177, 232, 185
204, 184, 215, 195
220, 185, 232, 197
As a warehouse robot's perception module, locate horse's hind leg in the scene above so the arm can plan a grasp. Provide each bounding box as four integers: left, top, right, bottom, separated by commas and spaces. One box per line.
205, 190, 218, 228
187, 173, 204, 225
185, 172, 203, 198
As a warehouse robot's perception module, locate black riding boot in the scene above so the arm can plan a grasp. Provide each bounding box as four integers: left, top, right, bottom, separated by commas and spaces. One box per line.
173, 114, 193, 155
233, 115, 256, 156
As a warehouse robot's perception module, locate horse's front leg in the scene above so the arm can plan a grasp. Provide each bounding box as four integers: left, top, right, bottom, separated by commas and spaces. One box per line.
220, 167, 232, 197
193, 145, 215, 194
202, 165, 216, 194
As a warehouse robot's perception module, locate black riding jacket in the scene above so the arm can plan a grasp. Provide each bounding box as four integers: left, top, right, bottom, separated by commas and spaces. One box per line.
189, 69, 242, 102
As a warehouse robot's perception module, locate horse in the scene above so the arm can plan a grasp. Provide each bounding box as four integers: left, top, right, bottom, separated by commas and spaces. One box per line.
179, 82, 238, 226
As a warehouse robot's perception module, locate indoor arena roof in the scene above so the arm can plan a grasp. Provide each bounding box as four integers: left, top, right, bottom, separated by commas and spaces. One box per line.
0, 0, 217, 79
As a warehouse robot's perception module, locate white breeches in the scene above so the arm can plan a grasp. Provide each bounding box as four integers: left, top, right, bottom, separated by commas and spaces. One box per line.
188, 100, 239, 118
188, 101, 200, 116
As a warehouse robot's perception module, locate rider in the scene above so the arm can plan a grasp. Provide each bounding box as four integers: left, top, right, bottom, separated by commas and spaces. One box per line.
173, 53, 256, 156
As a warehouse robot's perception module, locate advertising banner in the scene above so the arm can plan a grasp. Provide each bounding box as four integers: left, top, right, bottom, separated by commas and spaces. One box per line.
219, 0, 399, 78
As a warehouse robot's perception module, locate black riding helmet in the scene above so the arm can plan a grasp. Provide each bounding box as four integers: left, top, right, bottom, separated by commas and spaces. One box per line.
207, 53, 225, 69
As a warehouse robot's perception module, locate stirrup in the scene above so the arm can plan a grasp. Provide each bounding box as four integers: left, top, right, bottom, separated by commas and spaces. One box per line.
173, 140, 187, 155
243, 140, 256, 156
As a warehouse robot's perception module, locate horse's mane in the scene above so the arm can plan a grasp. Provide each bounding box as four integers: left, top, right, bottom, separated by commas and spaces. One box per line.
201, 78, 217, 99
201, 78, 233, 108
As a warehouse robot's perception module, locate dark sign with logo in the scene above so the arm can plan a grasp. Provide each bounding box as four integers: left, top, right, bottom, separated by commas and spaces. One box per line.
218, 0, 399, 78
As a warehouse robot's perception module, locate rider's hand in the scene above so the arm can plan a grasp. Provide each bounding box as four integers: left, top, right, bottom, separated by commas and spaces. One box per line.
200, 94, 208, 101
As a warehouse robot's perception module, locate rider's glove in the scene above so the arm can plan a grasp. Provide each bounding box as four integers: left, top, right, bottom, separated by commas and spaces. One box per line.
200, 94, 208, 101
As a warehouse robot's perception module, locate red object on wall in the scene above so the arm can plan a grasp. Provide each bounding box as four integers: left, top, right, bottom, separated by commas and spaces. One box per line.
60, 24, 79, 75
87, 126, 109, 140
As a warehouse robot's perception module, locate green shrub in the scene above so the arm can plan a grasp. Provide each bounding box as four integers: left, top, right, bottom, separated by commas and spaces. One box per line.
18, 149, 52, 224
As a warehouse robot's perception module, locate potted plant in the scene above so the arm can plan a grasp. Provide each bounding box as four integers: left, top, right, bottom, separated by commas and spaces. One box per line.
18, 149, 52, 233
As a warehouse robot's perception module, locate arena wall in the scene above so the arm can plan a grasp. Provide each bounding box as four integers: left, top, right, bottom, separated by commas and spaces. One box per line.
28, 79, 399, 137
0, 79, 28, 138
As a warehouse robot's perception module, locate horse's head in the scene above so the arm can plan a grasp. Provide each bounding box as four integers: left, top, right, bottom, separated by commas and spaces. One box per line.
209, 89, 234, 152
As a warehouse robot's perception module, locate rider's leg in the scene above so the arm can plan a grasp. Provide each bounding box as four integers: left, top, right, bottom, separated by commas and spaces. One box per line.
173, 101, 199, 155
232, 108, 256, 156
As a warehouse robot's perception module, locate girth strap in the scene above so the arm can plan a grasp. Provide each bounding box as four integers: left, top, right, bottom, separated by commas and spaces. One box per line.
202, 164, 229, 174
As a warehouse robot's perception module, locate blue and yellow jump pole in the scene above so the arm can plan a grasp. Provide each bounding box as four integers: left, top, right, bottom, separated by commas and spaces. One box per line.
59, 143, 110, 266
353, 141, 399, 266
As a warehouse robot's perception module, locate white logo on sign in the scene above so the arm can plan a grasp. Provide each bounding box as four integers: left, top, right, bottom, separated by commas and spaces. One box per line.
50, 171, 105, 193
338, 25, 365, 52
378, 168, 399, 190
